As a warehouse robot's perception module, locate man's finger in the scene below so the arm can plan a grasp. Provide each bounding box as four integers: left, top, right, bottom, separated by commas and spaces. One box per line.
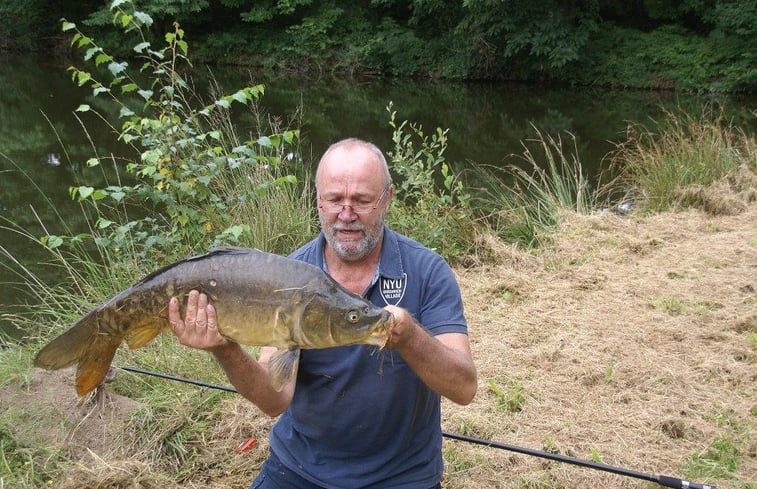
196, 293, 208, 327
185, 290, 199, 326
168, 297, 183, 334
206, 303, 217, 330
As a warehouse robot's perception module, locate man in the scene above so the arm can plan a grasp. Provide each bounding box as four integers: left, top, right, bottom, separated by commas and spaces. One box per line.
169, 138, 477, 488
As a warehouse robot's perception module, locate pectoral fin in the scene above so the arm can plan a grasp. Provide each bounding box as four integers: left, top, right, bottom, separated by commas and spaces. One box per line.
268, 348, 300, 392
124, 319, 165, 349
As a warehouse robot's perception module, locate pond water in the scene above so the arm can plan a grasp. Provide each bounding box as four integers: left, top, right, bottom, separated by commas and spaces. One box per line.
1, 53, 754, 336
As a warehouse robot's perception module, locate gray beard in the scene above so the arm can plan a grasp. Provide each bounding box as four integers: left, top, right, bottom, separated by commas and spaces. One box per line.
321, 214, 385, 262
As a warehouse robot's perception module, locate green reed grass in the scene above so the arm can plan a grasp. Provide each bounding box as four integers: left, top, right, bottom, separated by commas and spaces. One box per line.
611, 105, 756, 213
471, 127, 601, 248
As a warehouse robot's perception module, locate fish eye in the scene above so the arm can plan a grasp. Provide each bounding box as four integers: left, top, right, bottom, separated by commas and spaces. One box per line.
347, 310, 360, 323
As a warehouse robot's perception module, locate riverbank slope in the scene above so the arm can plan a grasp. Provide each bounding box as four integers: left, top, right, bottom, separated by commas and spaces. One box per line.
2, 203, 755, 488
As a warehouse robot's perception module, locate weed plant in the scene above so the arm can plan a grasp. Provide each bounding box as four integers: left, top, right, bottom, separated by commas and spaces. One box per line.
611, 105, 756, 213
385, 102, 479, 262
471, 127, 600, 248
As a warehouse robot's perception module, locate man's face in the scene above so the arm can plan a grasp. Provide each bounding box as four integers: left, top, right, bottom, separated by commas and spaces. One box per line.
316, 146, 391, 262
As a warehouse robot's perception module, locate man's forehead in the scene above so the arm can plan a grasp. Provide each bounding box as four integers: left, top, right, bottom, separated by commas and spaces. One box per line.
317, 147, 383, 183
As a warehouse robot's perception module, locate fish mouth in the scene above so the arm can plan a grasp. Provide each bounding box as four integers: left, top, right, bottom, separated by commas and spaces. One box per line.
370, 312, 394, 348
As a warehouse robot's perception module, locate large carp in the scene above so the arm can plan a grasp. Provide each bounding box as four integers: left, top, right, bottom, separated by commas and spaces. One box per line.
34, 247, 393, 396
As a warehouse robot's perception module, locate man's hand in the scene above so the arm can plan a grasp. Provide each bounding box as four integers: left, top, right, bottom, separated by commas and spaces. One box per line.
383, 304, 477, 405
383, 304, 420, 349
169, 290, 228, 351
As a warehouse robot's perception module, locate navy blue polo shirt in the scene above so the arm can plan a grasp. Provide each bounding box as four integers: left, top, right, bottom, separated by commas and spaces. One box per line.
268, 226, 467, 489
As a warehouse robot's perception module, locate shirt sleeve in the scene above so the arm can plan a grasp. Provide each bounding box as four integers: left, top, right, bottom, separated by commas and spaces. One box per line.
418, 255, 468, 335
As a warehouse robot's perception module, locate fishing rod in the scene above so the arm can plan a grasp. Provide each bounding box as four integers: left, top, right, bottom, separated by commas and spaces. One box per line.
442, 431, 716, 489
117, 365, 717, 489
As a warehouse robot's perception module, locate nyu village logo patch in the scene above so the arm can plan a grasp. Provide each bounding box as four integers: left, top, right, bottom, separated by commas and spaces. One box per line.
380, 273, 407, 305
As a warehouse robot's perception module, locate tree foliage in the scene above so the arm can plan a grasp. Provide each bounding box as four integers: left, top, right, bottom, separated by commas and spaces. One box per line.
1, 0, 754, 91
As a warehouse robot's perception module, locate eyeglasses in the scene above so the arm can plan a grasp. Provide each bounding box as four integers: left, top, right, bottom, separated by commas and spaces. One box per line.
318, 185, 390, 215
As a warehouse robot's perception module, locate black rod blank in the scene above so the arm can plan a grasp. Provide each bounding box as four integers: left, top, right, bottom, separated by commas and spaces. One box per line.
441, 431, 717, 489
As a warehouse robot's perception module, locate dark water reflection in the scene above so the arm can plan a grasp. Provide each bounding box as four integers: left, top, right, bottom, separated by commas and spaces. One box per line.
1, 54, 754, 335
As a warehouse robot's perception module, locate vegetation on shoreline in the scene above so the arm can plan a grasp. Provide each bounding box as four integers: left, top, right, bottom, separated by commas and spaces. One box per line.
1, 5, 755, 488
1, 0, 756, 92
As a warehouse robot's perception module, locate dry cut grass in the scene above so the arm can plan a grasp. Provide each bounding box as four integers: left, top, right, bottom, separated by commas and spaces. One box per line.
445, 203, 756, 488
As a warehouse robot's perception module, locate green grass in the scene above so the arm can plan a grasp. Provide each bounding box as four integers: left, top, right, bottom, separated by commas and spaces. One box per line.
470, 126, 602, 249
488, 377, 527, 413
610, 105, 756, 214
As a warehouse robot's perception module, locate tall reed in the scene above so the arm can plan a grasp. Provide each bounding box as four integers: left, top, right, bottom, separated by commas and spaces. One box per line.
610, 106, 756, 213
472, 127, 599, 248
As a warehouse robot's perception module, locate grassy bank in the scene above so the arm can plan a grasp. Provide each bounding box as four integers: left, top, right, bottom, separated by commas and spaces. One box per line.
1, 8, 755, 488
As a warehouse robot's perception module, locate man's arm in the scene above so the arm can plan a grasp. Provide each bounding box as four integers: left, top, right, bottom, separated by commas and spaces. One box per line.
385, 305, 477, 405
168, 290, 294, 417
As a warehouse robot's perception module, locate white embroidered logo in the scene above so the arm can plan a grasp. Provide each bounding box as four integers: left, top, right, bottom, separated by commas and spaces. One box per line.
380, 273, 407, 305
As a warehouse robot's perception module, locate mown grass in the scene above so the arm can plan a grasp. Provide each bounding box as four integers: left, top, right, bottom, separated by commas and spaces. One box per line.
1, 81, 755, 489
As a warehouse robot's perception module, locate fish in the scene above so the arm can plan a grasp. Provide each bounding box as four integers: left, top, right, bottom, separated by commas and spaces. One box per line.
33, 247, 393, 396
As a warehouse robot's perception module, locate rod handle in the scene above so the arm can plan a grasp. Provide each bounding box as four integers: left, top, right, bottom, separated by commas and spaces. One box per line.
658, 475, 717, 489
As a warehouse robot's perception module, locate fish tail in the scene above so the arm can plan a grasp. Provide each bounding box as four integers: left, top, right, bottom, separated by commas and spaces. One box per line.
33, 310, 123, 396
75, 333, 122, 396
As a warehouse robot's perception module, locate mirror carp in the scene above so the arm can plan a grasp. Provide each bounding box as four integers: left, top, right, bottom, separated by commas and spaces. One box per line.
33, 247, 393, 395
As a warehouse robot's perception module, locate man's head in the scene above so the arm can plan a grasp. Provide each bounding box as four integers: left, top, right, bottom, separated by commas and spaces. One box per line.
315, 138, 393, 262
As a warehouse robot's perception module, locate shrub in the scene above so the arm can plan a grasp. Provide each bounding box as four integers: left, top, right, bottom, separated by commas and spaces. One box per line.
385, 102, 478, 263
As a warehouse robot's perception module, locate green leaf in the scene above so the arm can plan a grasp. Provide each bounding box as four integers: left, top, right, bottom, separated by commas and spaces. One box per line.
108, 61, 128, 77
134, 41, 150, 53
138, 89, 153, 100
231, 90, 248, 103
76, 71, 92, 86
84, 46, 98, 61
76, 35, 92, 48
121, 83, 138, 93
119, 107, 135, 118
76, 104, 91, 112
257, 136, 272, 147
77, 186, 94, 200
42, 235, 64, 249
121, 13, 133, 28
97, 218, 114, 229
133, 11, 153, 26
61, 20, 76, 32
86, 158, 99, 167
95, 53, 112, 66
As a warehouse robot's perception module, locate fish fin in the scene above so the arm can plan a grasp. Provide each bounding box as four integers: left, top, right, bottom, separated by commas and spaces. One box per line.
34, 312, 99, 370
268, 348, 300, 392
34, 310, 126, 397
124, 320, 165, 349
75, 333, 122, 396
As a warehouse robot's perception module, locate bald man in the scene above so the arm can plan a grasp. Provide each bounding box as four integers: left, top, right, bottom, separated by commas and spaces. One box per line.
170, 138, 476, 489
